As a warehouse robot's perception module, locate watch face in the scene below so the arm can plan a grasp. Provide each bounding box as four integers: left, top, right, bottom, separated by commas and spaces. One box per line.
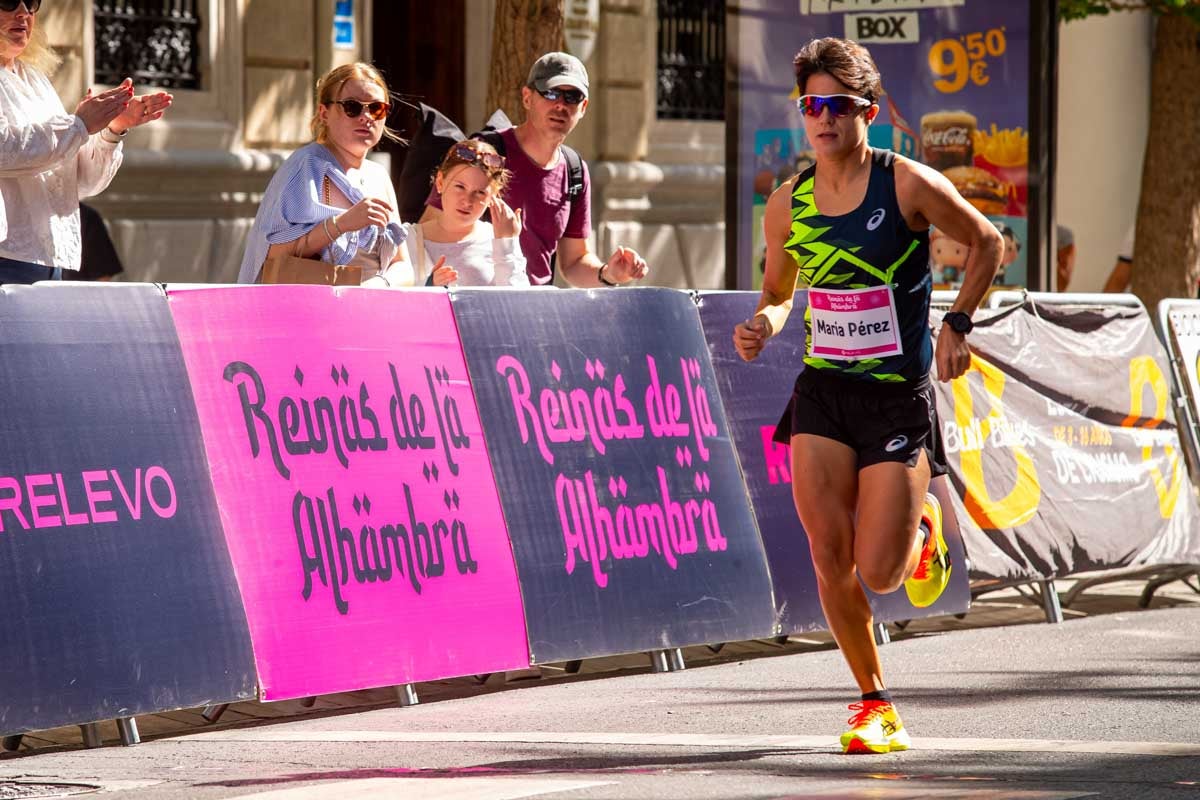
945, 312, 972, 333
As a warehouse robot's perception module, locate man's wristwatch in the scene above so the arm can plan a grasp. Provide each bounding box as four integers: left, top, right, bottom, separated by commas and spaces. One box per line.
597, 264, 618, 287
942, 311, 974, 334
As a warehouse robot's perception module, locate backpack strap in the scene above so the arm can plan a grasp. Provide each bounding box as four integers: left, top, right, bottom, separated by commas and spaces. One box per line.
560, 144, 585, 202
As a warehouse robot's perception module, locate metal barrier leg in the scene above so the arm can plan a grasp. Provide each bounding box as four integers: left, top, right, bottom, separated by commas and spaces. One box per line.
563, 659, 583, 674
873, 622, 891, 645
116, 717, 140, 746
298, 696, 317, 708
667, 648, 686, 671
649, 650, 670, 673
80, 723, 103, 749
396, 683, 419, 707
1039, 579, 1063, 623
201, 704, 228, 723
1, 734, 22, 751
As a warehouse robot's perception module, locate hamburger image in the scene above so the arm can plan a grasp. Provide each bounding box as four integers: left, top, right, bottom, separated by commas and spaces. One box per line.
942, 165, 1008, 216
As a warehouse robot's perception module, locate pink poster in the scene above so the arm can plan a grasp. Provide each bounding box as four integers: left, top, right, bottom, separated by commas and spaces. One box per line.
168, 286, 529, 699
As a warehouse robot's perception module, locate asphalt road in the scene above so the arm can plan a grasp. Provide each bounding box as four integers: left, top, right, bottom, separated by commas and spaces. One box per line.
2, 592, 1198, 800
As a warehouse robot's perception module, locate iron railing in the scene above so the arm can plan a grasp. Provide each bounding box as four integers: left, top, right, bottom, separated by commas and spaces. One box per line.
94, 0, 201, 90
656, 0, 725, 120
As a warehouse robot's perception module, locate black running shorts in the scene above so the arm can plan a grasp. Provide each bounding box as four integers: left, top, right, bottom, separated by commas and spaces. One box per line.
773, 368, 948, 476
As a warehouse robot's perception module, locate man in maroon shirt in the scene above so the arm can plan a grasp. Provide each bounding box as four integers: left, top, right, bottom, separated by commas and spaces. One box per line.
423, 52, 649, 287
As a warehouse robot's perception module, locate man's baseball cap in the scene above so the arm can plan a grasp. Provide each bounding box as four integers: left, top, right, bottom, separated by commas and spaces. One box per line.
527, 52, 589, 99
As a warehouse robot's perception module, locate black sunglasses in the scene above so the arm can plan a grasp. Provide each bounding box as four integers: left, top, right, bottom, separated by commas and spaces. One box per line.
0, 0, 41, 12
536, 87, 585, 106
326, 98, 390, 121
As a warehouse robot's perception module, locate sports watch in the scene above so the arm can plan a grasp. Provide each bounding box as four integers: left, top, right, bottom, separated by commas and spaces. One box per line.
942, 311, 974, 334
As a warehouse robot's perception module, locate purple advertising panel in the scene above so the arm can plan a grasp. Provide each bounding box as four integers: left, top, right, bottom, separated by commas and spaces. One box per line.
168, 286, 529, 699
733, 0, 1051, 290
0, 284, 255, 736
451, 288, 778, 663
697, 290, 970, 631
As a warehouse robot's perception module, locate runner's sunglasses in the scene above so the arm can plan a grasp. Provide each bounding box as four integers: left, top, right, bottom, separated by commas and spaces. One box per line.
536, 87, 585, 106
796, 94, 872, 118
453, 142, 505, 169
0, 0, 41, 12
326, 99, 390, 121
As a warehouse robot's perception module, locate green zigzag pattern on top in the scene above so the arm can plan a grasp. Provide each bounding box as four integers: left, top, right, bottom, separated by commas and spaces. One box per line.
790, 176, 917, 384
786, 176, 921, 289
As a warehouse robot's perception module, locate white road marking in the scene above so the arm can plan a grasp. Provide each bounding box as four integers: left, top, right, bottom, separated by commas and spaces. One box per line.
226, 777, 608, 800
173, 730, 1200, 758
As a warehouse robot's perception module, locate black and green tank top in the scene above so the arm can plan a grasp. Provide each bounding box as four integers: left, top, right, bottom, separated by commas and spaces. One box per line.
786, 149, 931, 384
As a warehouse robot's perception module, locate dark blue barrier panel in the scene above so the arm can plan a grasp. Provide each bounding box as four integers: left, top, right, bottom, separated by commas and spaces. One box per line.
451, 288, 778, 663
696, 291, 970, 631
0, 284, 256, 735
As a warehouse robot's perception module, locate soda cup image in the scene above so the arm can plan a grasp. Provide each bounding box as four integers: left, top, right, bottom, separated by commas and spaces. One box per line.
920, 110, 977, 172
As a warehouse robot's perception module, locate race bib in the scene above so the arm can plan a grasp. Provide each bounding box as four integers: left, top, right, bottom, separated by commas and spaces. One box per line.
808, 285, 902, 361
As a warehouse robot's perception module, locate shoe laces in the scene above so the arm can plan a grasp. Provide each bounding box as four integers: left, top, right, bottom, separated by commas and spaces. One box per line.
846, 700, 891, 728
911, 528, 935, 580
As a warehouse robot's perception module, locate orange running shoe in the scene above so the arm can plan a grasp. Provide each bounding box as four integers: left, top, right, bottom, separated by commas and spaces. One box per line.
903, 492, 951, 608
840, 700, 911, 754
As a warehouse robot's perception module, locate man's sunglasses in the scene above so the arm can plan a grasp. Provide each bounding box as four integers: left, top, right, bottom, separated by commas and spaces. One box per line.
536, 87, 585, 106
0, 0, 41, 12
796, 94, 872, 118
454, 142, 504, 169
326, 99, 390, 121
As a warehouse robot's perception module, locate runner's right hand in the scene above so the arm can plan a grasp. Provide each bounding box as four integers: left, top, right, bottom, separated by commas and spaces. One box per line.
733, 315, 772, 362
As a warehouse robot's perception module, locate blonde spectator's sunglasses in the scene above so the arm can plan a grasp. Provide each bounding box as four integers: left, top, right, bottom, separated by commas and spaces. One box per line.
454, 142, 505, 169
0, 0, 41, 11
326, 99, 390, 121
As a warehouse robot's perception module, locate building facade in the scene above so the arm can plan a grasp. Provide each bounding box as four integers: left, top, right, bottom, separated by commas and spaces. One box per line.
38, 3, 1149, 290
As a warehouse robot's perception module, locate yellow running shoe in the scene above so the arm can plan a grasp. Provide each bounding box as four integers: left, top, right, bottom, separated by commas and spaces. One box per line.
903, 492, 951, 608
840, 700, 911, 754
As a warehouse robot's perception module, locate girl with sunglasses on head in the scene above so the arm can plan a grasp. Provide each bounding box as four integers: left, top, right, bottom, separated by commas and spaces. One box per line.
733, 37, 1002, 755
238, 62, 413, 285
394, 139, 528, 288
0, 0, 171, 284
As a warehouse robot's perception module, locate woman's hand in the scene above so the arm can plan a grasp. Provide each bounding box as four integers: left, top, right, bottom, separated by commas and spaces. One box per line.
489, 196, 523, 239
733, 315, 772, 362
335, 196, 393, 233
429, 255, 458, 286
107, 89, 174, 135
75, 80, 133, 135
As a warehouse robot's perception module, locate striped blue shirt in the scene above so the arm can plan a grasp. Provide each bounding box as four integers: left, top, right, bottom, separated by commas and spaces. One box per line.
237, 142, 407, 284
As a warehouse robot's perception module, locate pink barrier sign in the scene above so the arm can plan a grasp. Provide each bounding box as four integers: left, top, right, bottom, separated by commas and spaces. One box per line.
168, 286, 529, 699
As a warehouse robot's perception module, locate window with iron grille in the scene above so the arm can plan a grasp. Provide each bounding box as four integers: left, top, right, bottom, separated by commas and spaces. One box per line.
656, 0, 724, 120
94, 0, 202, 90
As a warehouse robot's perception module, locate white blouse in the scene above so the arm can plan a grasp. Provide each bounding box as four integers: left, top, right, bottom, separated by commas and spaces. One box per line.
0, 61, 124, 270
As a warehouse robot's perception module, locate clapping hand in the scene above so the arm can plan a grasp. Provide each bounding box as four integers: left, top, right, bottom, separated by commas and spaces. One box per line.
107, 86, 174, 135
489, 196, 523, 239
75, 79, 133, 135
604, 246, 649, 283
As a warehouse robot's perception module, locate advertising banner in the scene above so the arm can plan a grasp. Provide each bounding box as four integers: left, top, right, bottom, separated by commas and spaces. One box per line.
451, 288, 778, 663
935, 302, 1200, 581
734, 0, 1042, 290
168, 286, 529, 699
0, 284, 255, 735
697, 290, 970, 631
